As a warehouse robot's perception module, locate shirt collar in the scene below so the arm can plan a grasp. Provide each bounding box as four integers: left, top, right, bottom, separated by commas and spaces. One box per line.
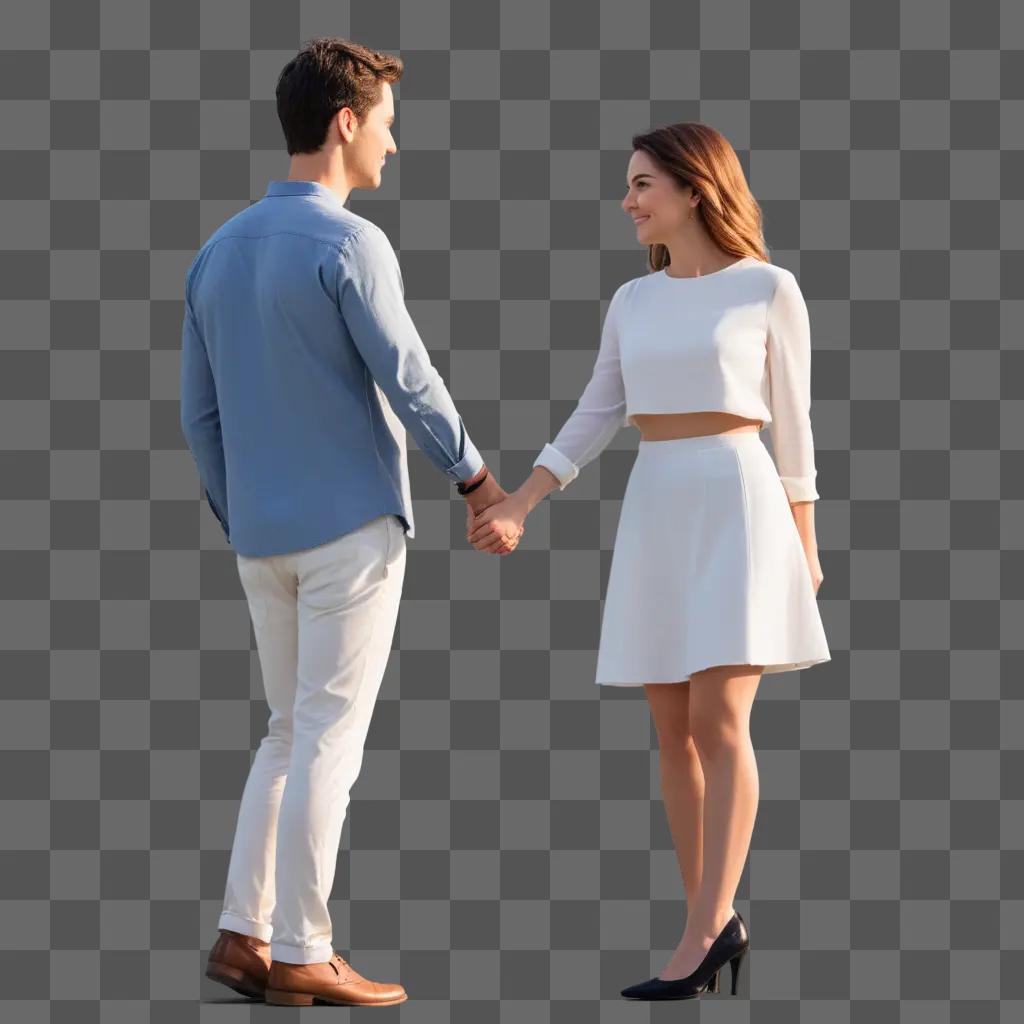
265, 180, 345, 203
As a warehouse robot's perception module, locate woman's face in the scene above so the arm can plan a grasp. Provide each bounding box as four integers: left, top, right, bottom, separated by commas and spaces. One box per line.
620, 151, 695, 245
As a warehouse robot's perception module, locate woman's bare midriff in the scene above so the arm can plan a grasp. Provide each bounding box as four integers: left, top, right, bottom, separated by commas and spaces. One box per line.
628, 410, 764, 442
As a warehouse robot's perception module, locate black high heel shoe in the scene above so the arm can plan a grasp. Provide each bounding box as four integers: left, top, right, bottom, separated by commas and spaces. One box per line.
620, 910, 750, 1000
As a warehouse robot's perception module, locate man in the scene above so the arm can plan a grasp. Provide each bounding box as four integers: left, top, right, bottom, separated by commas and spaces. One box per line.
185, 39, 532, 1007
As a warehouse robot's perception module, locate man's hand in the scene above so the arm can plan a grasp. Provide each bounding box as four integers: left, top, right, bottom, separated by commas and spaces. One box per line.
466, 493, 527, 555
462, 471, 505, 518
460, 472, 517, 553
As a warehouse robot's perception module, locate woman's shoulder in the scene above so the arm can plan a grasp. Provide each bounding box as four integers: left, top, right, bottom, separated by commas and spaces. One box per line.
746, 254, 811, 286
614, 269, 660, 300
728, 258, 803, 307
755, 262, 806, 308
731, 255, 798, 291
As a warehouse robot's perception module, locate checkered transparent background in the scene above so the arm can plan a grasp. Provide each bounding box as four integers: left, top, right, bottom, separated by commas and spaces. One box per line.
2, 0, 1022, 1019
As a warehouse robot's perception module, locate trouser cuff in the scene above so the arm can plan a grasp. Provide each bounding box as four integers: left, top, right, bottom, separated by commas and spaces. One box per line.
218, 910, 273, 943
270, 938, 334, 965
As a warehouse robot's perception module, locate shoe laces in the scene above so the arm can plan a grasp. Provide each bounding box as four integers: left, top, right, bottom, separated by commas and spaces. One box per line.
330, 952, 356, 981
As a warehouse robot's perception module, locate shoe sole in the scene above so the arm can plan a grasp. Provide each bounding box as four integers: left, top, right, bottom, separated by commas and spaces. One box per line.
205, 962, 266, 1000
622, 990, 702, 1000
621, 973, 720, 1000
265, 987, 408, 1007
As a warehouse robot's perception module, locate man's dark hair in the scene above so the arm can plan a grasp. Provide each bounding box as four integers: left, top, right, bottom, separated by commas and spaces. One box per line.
275, 37, 403, 156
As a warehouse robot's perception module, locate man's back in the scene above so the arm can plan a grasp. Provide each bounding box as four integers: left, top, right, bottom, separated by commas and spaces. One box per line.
180, 180, 483, 556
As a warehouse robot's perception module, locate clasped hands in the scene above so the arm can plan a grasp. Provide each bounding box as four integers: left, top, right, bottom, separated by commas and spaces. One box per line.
463, 475, 528, 555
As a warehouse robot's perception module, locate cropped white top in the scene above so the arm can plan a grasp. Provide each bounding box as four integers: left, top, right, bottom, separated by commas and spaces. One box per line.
532, 255, 821, 503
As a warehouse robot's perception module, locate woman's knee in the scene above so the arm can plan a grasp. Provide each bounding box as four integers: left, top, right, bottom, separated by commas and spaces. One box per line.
687, 665, 760, 760
689, 716, 745, 762
644, 681, 696, 752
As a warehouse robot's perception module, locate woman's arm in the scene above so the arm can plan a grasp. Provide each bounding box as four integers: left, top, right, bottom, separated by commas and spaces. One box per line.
531, 282, 631, 489
765, 270, 820, 504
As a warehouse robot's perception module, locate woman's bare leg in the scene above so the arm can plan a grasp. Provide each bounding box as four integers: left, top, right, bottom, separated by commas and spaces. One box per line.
654, 663, 762, 981
643, 681, 708, 910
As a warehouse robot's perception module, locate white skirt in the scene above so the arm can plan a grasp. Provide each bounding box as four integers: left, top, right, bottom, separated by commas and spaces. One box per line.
595, 430, 831, 686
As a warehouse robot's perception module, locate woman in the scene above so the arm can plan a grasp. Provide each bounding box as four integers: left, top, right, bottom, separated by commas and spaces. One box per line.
467, 122, 831, 1001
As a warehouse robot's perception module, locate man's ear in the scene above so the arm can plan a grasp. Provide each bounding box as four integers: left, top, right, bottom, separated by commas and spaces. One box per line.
336, 107, 355, 142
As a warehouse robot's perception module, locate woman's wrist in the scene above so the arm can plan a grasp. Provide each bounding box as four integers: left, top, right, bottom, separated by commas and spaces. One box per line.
514, 466, 561, 516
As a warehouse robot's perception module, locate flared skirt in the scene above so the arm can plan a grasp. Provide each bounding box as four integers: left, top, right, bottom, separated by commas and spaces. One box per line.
594, 430, 831, 686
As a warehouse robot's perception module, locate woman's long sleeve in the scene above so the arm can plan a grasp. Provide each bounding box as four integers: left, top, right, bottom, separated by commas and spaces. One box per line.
766, 270, 820, 503
533, 285, 629, 489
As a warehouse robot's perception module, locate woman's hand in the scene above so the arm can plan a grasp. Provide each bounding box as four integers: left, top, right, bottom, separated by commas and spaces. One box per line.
466, 493, 528, 554
804, 549, 823, 595
790, 502, 823, 595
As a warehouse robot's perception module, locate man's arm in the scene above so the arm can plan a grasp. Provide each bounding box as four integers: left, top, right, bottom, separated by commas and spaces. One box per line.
335, 224, 484, 485
179, 285, 230, 540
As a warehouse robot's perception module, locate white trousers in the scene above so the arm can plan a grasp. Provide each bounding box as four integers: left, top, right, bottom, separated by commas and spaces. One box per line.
217, 513, 406, 965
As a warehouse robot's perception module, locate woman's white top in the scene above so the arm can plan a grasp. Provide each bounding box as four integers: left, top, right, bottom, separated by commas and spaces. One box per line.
532, 255, 821, 503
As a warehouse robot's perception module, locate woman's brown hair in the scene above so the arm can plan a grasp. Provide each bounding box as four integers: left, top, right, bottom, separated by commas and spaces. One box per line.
630, 122, 770, 272
276, 37, 403, 156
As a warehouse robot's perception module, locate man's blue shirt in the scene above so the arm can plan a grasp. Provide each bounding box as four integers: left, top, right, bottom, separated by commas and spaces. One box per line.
179, 179, 484, 556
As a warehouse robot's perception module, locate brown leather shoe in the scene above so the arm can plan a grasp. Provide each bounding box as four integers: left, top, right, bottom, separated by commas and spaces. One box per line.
204, 929, 272, 1000
265, 951, 408, 1007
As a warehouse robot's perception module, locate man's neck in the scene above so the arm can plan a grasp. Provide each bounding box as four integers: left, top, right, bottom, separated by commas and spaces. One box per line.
285, 159, 351, 204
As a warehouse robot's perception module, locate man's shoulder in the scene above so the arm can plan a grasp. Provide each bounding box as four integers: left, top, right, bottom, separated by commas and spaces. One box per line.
287, 204, 386, 254
334, 215, 392, 257
199, 198, 386, 259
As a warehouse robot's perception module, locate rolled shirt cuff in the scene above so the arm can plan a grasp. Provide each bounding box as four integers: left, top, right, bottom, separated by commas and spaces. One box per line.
779, 474, 819, 503
533, 443, 579, 490
447, 439, 485, 485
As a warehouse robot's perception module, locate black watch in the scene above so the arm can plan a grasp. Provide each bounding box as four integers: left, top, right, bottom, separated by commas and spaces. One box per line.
456, 468, 488, 495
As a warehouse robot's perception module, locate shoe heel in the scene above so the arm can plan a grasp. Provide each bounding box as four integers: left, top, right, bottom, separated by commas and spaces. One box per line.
729, 949, 746, 995
705, 968, 720, 993
265, 988, 314, 1006
205, 963, 264, 1000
